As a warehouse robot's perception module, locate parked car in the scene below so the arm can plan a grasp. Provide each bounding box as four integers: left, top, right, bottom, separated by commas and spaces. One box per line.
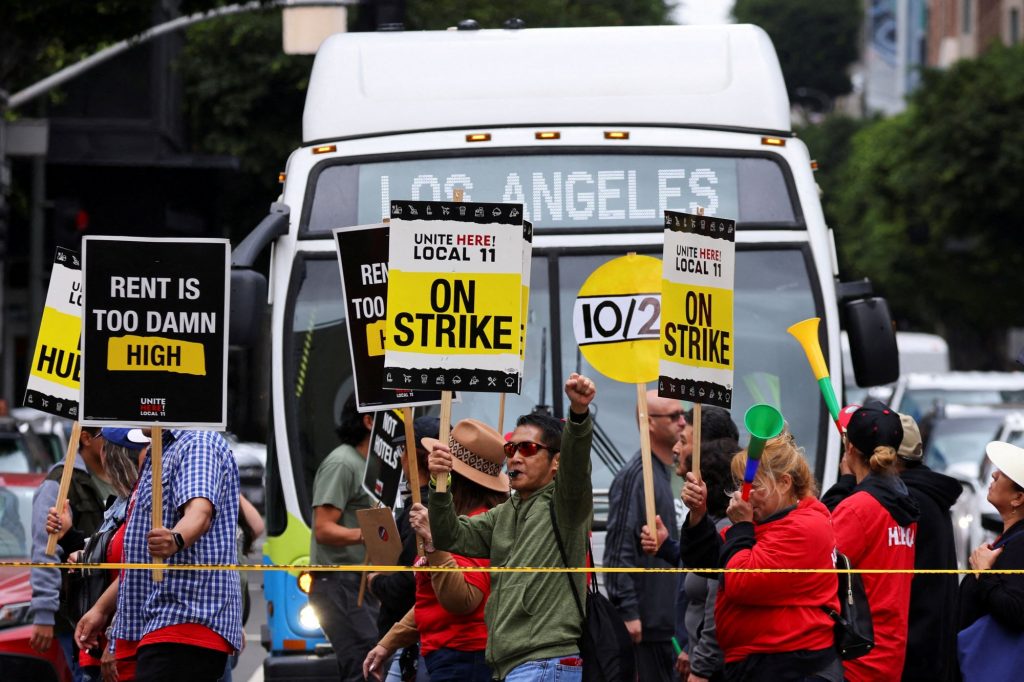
0, 473, 72, 682
225, 433, 266, 516
888, 372, 1024, 423
0, 414, 58, 475
841, 331, 950, 405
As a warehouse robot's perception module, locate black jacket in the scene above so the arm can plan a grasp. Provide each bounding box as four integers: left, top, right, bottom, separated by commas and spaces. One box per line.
958, 516, 1024, 632
900, 464, 962, 682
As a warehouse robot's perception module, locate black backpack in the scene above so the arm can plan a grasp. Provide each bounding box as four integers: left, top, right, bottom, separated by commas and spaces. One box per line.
68, 523, 120, 624
821, 550, 874, 660
550, 503, 635, 682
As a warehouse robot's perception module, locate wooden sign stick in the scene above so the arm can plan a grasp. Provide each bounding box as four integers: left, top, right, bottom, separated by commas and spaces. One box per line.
151, 426, 164, 582
692, 403, 703, 484
635, 384, 659, 548
45, 422, 83, 556
435, 392, 453, 493
498, 393, 506, 435
401, 407, 425, 556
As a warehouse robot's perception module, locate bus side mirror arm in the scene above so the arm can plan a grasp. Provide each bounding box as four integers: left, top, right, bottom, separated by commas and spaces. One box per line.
232, 202, 290, 268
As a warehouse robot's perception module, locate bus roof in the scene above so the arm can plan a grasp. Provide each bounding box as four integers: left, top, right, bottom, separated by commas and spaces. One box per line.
303, 24, 791, 143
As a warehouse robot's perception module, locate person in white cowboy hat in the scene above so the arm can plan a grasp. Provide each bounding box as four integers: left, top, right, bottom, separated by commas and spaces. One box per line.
413, 372, 597, 682
956, 440, 1024, 681
363, 419, 509, 682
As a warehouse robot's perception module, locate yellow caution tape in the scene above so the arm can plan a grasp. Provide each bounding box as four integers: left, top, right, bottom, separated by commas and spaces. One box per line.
0, 561, 1019, 575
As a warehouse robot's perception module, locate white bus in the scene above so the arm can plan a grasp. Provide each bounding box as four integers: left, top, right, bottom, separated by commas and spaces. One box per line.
229, 24, 898, 678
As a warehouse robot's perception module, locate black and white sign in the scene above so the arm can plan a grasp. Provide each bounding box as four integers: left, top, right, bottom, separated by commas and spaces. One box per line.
362, 409, 405, 508
80, 236, 230, 428
334, 224, 443, 412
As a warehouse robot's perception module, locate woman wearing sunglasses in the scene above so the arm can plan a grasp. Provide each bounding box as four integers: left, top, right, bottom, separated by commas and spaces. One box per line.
363, 419, 508, 682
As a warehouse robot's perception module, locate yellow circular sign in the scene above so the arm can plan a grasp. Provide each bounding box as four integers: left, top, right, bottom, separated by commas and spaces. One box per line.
573, 254, 661, 384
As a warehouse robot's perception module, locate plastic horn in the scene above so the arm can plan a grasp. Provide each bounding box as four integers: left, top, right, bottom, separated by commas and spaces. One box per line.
741, 404, 785, 501
787, 317, 842, 432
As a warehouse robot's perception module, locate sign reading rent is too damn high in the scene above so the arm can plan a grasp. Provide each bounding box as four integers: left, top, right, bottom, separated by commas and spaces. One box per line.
383, 200, 524, 393
80, 237, 230, 428
660, 211, 735, 409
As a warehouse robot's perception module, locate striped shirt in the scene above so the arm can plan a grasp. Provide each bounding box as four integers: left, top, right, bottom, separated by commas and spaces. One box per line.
112, 430, 242, 651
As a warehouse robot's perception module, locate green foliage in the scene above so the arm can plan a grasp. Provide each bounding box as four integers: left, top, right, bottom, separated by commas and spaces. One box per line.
403, 0, 673, 30
732, 0, 861, 102
796, 114, 874, 226
830, 44, 1024, 336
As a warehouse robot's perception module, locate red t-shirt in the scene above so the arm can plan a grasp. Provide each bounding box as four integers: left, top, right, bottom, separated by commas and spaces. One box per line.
415, 507, 491, 655
833, 491, 917, 682
140, 623, 233, 653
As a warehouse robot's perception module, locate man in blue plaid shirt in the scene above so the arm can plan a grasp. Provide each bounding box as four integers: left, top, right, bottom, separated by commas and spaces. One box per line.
110, 429, 242, 681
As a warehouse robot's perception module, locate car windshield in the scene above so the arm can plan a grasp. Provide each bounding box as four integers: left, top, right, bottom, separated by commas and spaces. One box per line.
0, 483, 33, 558
924, 416, 1005, 472
283, 245, 824, 525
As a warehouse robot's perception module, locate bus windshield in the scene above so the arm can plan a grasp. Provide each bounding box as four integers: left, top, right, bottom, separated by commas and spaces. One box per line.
283, 246, 824, 526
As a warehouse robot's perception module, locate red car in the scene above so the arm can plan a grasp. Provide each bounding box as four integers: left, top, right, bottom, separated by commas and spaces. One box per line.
0, 472, 73, 682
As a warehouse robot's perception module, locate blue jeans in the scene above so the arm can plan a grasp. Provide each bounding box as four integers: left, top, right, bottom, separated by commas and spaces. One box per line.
424, 647, 491, 682
57, 632, 86, 682
504, 654, 583, 682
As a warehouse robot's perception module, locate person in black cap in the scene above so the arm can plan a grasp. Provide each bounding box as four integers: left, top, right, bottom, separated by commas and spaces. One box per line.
823, 401, 920, 682
366, 415, 440, 682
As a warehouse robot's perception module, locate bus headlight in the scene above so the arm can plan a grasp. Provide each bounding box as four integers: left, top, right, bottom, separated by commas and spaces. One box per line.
298, 605, 321, 631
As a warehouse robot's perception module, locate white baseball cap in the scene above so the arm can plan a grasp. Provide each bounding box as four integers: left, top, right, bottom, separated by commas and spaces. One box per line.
985, 441, 1024, 489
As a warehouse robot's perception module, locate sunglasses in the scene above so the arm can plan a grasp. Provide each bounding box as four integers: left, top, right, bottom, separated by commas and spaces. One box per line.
503, 441, 559, 458
650, 410, 685, 421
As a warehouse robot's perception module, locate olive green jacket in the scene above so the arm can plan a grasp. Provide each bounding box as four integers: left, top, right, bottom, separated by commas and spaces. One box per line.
429, 412, 593, 679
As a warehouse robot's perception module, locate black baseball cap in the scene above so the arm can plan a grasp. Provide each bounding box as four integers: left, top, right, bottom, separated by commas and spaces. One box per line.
393, 416, 441, 447
846, 400, 904, 454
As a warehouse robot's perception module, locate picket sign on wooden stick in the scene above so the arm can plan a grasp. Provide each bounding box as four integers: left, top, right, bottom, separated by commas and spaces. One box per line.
401, 406, 425, 556
45, 422, 83, 556
635, 383, 658, 543
692, 403, 703, 484
151, 426, 164, 582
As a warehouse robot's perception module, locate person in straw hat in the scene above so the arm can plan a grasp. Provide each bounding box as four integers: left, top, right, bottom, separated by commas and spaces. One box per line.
363, 418, 509, 681
956, 440, 1024, 681
414, 372, 597, 682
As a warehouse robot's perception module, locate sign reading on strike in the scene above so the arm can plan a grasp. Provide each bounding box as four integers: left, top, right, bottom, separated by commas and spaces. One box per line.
24, 248, 82, 419
659, 210, 736, 408
335, 224, 443, 412
383, 200, 524, 393
80, 237, 230, 428
362, 409, 405, 508
573, 254, 662, 384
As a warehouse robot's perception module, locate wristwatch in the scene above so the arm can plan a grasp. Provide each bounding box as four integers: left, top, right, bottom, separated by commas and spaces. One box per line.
172, 532, 186, 553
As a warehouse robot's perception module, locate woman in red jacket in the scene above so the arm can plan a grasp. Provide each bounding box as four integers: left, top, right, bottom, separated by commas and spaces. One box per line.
680, 431, 842, 682
824, 401, 920, 682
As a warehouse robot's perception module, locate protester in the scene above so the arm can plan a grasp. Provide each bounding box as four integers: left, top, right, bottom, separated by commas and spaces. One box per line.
678, 431, 841, 681
956, 441, 1024, 681
363, 418, 508, 681
823, 401, 920, 682
109, 429, 242, 682
366, 416, 439, 682
30, 425, 111, 682
308, 395, 380, 682
642, 436, 740, 682
48, 427, 148, 681
893, 413, 961, 682
605, 390, 685, 682
421, 373, 595, 681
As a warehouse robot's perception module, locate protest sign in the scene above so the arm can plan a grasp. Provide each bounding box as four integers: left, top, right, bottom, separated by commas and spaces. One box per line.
573, 253, 662, 540
80, 236, 230, 428
362, 409, 405, 508
357, 507, 402, 567
334, 223, 443, 412
24, 247, 82, 419
573, 253, 661, 384
383, 199, 524, 393
659, 210, 735, 409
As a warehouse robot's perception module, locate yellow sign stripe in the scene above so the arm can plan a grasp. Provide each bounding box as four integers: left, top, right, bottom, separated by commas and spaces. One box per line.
107, 335, 206, 375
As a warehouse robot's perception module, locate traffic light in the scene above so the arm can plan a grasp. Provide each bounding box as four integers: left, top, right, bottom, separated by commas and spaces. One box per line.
51, 197, 90, 249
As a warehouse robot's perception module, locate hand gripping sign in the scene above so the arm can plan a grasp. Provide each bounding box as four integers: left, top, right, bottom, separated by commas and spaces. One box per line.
659, 210, 736, 482
25, 247, 84, 556
573, 253, 661, 543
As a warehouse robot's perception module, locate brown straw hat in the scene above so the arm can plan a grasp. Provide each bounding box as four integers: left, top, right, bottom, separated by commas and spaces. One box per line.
422, 418, 509, 492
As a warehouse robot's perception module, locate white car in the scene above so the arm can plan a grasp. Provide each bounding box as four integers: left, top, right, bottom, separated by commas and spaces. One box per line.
888, 371, 1024, 422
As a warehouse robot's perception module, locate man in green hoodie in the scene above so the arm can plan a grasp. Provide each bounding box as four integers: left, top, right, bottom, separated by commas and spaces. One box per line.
419, 372, 596, 681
